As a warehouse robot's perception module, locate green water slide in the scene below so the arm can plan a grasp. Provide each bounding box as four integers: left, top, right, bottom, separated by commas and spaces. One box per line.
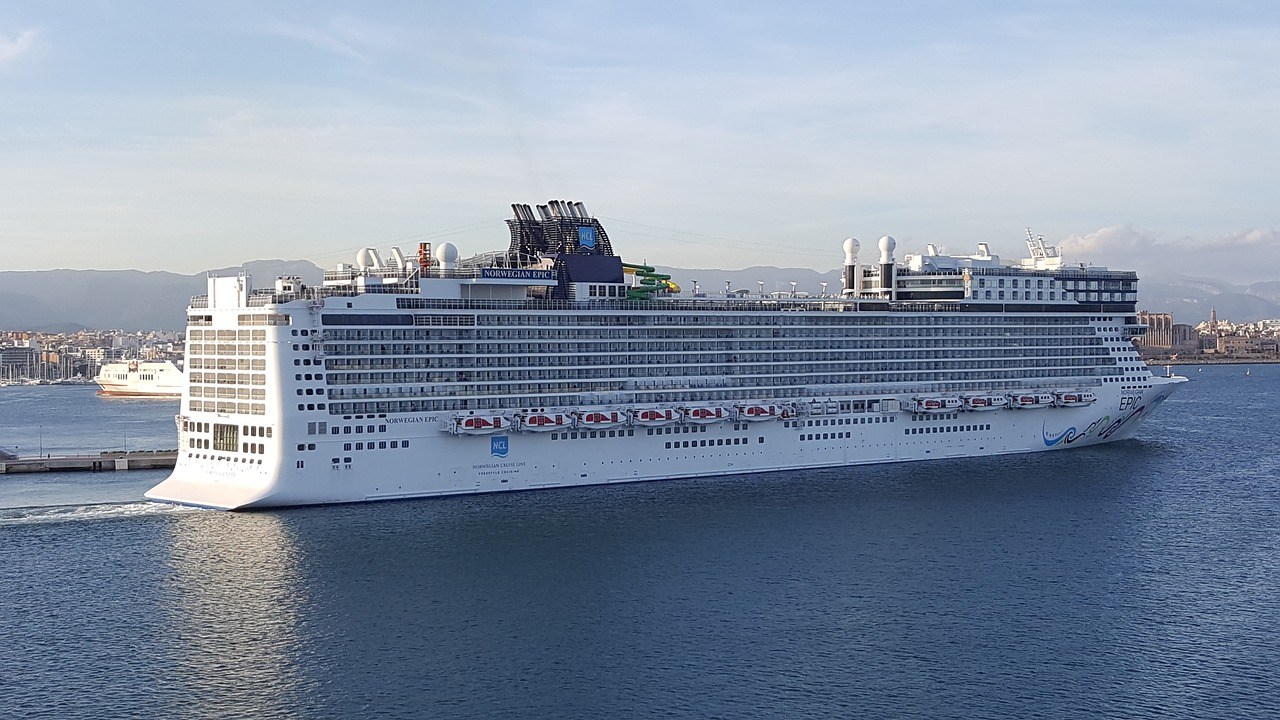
623, 262, 679, 299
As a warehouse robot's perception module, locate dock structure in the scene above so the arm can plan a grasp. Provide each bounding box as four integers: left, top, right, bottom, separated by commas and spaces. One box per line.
0, 450, 177, 475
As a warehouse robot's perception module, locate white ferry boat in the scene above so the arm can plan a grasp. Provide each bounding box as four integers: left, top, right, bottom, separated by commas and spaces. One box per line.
94, 360, 184, 397
146, 200, 1185, 509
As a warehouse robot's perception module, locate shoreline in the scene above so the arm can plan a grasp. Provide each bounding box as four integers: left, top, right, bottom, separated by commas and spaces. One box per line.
1145, 357, 1280, 365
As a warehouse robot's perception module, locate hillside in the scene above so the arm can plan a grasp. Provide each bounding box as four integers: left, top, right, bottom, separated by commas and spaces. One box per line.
1, 262, 1274, 331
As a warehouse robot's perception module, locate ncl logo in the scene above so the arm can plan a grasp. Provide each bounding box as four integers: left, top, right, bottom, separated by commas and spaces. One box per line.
491, 436, 509, 458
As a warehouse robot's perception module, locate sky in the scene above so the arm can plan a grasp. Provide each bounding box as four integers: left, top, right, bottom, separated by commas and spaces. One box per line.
3, 1, 1280, 282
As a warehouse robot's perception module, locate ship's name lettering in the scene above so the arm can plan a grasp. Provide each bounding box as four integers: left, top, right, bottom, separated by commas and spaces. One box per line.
479, 268, 555, 281
388, 417, 437, 424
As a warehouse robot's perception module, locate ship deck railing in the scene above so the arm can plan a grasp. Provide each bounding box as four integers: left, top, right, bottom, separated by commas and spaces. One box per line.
897, 267, 1137, 280
190, 292, 1136, 316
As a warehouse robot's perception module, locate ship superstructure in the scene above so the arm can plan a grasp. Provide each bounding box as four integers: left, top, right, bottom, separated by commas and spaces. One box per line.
146, 202, 1185, 509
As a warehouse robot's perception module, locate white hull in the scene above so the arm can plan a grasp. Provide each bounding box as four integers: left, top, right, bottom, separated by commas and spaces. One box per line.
145, 202, 1186, 510
146, 378, 1182, 509
95, 361, 184, 398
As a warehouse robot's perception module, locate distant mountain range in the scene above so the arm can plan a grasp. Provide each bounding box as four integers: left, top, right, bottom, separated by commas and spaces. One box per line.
1, 261, 1274, 332
0, 261, 324, 332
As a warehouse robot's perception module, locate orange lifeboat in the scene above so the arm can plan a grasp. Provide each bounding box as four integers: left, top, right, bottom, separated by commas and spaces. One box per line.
1008, 392, 1054, 409
1053, 390, 1098, 407
452, 415, 511, 435
682, 406, 729, 424
629, 407, 679, 427
736, 404, 783, 422
574, 409, 625, 429
520, 411, 572, 432
962, 394, 1008, 412
911, 396, 961, 414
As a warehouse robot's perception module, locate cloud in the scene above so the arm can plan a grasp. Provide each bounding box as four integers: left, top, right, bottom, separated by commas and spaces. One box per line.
261, 20, 369, 61
0, 28, 37, 64
1059, 225, 1280, 283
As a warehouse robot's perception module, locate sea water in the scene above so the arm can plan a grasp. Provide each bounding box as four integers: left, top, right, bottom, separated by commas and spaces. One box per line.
0, 367, 1276, 718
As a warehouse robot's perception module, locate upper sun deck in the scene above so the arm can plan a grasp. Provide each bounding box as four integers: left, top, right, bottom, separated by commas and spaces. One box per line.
188, 204, 1138, 315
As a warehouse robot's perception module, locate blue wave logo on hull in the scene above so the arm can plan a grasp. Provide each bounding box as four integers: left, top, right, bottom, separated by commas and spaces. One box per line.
1043, 423, 1075, 447
491, 436, 509, 458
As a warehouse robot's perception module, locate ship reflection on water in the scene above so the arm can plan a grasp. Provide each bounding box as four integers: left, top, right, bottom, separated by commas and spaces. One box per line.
160, 512, 312, 715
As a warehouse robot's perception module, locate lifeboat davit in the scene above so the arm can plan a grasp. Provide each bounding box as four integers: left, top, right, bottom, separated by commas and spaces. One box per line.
575, 409, 625, 429
682, 405, 729, 424
520, 411, 573, 432
452, 415, 512, 435
1053, 390, 1098, 407
736, 403, 783, 422
629, 407, 679, 427
1008, 392, 1055, 409
911, 396, 962, 414
963, 394, 1008, 412
806, 400, 841, 416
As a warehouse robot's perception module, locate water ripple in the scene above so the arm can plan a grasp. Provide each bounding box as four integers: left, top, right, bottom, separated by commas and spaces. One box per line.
0, 500, 205, 526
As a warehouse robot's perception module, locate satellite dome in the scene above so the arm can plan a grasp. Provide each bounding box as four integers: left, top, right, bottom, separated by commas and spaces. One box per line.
435, 242, 459, 265
878, 235, 896, 264
843, 237, 860, 265
355, 247, 374, 270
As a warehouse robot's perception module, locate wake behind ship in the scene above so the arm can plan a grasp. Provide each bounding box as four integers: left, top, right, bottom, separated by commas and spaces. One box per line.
147, 201, 1185, 509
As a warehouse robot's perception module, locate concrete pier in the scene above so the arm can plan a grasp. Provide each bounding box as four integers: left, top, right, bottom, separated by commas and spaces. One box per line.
0, 450, 177, 474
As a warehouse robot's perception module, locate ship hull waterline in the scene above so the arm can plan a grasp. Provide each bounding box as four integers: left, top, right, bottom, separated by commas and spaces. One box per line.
145, 378, 1182, 510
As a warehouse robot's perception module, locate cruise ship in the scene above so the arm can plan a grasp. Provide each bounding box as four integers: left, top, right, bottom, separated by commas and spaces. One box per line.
146, 200, 1185, 509
94, 360, 184, 397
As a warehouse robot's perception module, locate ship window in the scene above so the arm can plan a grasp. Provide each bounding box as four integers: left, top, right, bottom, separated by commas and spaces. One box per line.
403, 441, 409, 448
212, 423, 239, 453
344, 443, 352, 451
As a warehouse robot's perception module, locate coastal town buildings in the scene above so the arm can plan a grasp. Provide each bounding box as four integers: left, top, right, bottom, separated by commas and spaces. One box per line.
0, 330, 183, 382
1135, 307, 1280, 360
